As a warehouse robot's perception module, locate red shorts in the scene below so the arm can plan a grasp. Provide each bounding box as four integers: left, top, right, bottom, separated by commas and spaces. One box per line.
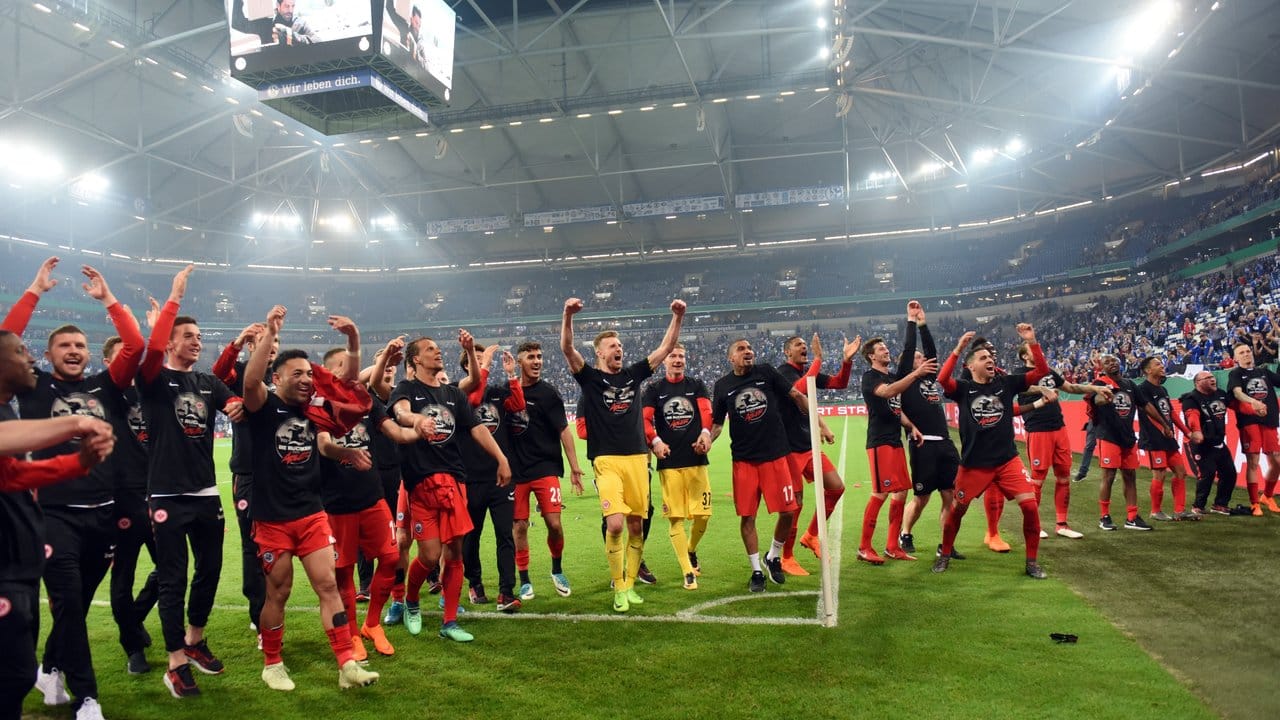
866, 445, 910, 493
1145, 449, 1188, 473
953, 457, 1034, 505
1097, 440, 1139, 471
731, 457, 799, 517
328, 502, 397, 568
514, 476, 563, 520
1240, 424, 1280, 454
253, 511, 334, 575
785, 450, 836, 491
407, 474, 473, 544
1026, 427, 1073, 480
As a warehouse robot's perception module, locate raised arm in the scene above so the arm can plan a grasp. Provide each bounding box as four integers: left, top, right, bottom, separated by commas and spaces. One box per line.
1, 256, 59, 334
938, 331, 976, 394
646, 299, 688, 371
500, 352, 525, 412
1015, 323, 1050, 386
560, 298, 586, 374
82, 266, 145, 388
327, 314, 361, 383
140, 264, 194, 383
369, 336, 405, 402
895, 317, 919, 381
243, 305, 285, 413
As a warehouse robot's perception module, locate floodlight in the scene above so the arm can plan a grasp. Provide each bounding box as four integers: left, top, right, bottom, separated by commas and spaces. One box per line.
1005, 137, 1025, 155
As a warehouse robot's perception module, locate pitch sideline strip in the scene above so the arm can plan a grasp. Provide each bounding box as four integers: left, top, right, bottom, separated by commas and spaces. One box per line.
84, 596, 824, 627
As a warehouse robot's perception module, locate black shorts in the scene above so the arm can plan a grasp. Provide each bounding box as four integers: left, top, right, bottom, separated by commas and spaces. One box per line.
908, 439, 960, 496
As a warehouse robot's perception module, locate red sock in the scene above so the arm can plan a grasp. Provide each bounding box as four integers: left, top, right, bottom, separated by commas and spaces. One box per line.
985, 493, 1004, 537
336, 568, 359, 635
547, 536, 564, 559
886, 498, 905, 552
1150, 477, 1165, 514
365, 555, 397, 628
859, 495, 886, 551
1126, 504, 1139, 522
261, 624, 284, 666
325, 624, 354, 668
406, 557, 430, 604
1019, 499, 1040, 561
1054, 479, 1070, 525
807, 486, 845, 536
940, 502, 969, 555
515, 547, 530, 572
1099, 499, 1111, 517
1248, 483, 1260, 504
1171, 476, 1186, 514
441, 558, 464, 625
782, 521, 798, 559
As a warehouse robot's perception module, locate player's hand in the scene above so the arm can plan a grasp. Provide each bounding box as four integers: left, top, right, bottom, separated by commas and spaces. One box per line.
693, 433, 711, 454
81, 265, 116, 305
1253, 399, 1268, 416
907, 300, 923, 322
652, 439, 671, 459
1190, 431, 1204, 444
77, 424, 115, 469
843, 335, 862, 362
909, 426, 924, 447
1161, 424, 1174, 438
224, 400, 247, 423
1093, 385, 1114, 402
264, 305, 286, 335
496, 459, 512, 488
810, 332, 823, 362
73, 417, 113, 442
28, 257, 59, 295
501, 350, 516, 378
168, 264, 195, 303
914, 358, 939, 378
342, 448, 373, 471
1016, 323, 1037, 343
670, 299, 687, 317
954, 331, 975, 355
327, 315, 359, 339
479, 344, 499, 371
236, 323, 266, 347
821, 426, 836, 445
569, 469, 585, 495
1040, 388, 1059, 404
564, 297, 584, 316
413, 414, 437, 441
458, 328, 474, 353
383, 335, 406, 368
145, 297, 160, 330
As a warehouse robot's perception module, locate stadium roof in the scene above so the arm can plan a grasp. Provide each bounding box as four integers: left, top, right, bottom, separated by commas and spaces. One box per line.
1, 0, 1277, 272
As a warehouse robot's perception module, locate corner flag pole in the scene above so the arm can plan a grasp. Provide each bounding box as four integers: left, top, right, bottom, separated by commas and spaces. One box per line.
806, 376, 836, 628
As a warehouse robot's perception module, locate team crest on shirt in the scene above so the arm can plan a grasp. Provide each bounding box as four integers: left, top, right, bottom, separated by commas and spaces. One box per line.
663, 395, 695, 430
970, 395, 1004, 428
475, 402, 501, 434
602, 385, 636, 415
50, 392, 106, 420
508, 409, 530, 436
733, 387, 769, 423
173, 392, 208, 437
420, 405, 456, 444
152, 509, 168, 524
117, 517, 132, 530
918, 379, 943, 405
1246, 377, 1271, 401
888, 395, 902, 416
127, 404, 148, 445
1039, 375, 1058, 390
1156, 398, 1172, 420
335, 422, 371, 451
274, 417, 315, 465
915, 482, 925, 492
236, 499, 248, 511
1208, 399, 1227, 420
1112, 391, 1133, 419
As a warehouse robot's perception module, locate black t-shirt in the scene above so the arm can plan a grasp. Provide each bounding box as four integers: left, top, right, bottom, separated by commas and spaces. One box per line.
572, 360, 653, 458
108, 385, 149, 504
1017, 371, 1067, 433
248, 393, 324, 522
642, 375, 710, 469
711, 364, 793, 463
900, 377, 949, 439
1227, 365, 1280, 428
228, 360, 259, 476
508, 380, 568, 483
369, 388, 400, 471
139, 368, 236, 495
1091, 378, 1144, 449
775, 362, 830, 453
944, 372, 1031, 468
1180, 389, 1229, 448
456, 383, 513, 483
1136, 380, 1180, 452
0, 403, 47, 583
387, 378, 477, 491
861, 368, 903, 449
18, 369, 126, 506
321, 396, 390, 514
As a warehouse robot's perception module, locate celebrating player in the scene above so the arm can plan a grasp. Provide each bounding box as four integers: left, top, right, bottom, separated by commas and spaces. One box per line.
1135, 357, 1197, 521
1225, 342, 1280, 515
1180, 371, 1239, 514
1091, 354, 1152, 532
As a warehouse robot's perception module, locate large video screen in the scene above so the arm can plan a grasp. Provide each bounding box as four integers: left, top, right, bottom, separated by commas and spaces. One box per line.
381, 0, 455, 102
227, 0, 374, 74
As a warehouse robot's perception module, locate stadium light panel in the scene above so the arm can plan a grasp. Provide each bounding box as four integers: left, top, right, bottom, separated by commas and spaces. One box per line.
819, 47, 830, 59
1005, 137, 1025, 155
33, 3, 52, 13
108, 40, 125, 49
74, 22, 91, 32
817, 18, 827, 29
1120, 1, 1177, 54
971, 147, 996, 166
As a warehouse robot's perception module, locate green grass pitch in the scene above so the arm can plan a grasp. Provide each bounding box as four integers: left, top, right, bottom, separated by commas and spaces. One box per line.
22, 416, 1279, 719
